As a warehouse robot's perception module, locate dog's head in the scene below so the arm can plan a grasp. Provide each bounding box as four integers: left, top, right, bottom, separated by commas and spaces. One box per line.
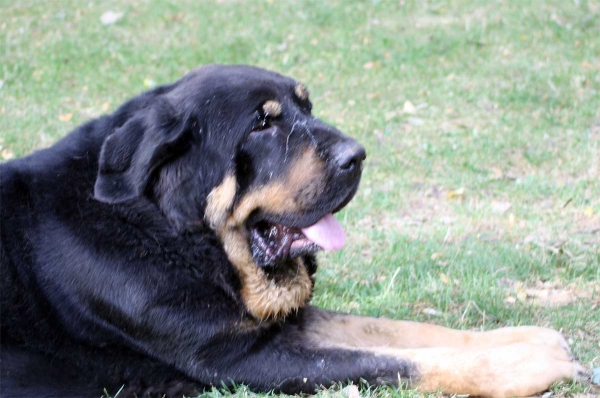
94, 65, 365, 318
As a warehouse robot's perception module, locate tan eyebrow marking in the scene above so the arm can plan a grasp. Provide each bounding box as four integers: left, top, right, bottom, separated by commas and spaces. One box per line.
294, 83, 309, 101
262, 100, 282, 117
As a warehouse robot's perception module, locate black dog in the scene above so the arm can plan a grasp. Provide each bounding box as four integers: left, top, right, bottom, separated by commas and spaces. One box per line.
0, 65, 585, 397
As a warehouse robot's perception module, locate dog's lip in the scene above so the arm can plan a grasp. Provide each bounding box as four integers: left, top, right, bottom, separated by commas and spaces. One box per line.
248, 208, 340, 230
246, 188, 356, 230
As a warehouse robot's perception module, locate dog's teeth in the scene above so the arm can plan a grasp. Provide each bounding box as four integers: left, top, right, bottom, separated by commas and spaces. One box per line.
268, 225, 278, 239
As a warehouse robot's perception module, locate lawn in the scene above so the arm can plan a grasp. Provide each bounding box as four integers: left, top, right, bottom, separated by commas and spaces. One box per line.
1, 0, 599, 397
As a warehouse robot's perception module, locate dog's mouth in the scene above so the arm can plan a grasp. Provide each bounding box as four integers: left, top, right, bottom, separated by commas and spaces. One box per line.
249, 214, 345, 268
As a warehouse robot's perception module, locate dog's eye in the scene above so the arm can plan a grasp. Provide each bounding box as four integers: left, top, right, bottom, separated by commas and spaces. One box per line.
251, 117, 272, 134
250, 107, 279, 134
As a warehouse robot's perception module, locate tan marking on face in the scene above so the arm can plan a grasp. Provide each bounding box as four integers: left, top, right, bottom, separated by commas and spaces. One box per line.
262, 100, 282, 117
294, 83, 309, 101
204, 174, 237, 229
205, 148, 325, 320
230, 149, 325, 227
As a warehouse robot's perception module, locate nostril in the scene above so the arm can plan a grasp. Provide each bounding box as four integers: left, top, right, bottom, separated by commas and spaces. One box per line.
335, 144, 366, 171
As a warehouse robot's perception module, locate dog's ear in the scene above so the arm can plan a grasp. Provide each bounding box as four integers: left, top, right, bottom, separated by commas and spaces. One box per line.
94, 99, 192, 204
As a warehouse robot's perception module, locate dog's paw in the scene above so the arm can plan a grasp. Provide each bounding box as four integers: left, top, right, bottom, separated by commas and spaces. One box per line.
474, 342, 586, 397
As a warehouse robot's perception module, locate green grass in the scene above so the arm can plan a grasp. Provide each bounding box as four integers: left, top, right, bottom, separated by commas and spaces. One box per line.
2, 0, 599, 397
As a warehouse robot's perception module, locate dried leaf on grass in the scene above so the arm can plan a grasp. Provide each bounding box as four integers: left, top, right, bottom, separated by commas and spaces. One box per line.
521, 288, 575, 306
491, 200, 511, 214
143, 78, 157, 88
439, 273, 451, 285
501, 279, 590, 307
100, 11, 124, 25
431, 252, 444, 260
446, 187, 465, 199
1, 148, 15, 161
488, 167, 503, 180
362, 61, 376, 70
58, 113, 73, 122
402, 100, 417, 114
422, 308, 443, 316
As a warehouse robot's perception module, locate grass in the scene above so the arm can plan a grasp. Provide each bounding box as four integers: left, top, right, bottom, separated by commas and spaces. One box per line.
1, 0, 599, 397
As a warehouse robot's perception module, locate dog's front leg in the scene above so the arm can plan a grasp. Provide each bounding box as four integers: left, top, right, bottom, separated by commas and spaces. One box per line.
302, 307, 573, 351
203, 330, 416, 394
111, 305, 417, 394
299, 307, 587, 397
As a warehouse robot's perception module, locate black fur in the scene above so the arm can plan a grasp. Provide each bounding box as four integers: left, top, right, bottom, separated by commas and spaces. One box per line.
0, 65, 414, 397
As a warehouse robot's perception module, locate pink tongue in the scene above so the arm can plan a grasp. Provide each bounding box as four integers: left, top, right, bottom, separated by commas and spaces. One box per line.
301, 214, 346, 252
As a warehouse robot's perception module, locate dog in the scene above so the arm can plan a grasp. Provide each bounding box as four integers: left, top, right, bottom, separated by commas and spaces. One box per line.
0, 65, 587, 398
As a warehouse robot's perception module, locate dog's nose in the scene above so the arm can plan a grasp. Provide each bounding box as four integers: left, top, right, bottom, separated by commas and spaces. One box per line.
332, 141, 366, 171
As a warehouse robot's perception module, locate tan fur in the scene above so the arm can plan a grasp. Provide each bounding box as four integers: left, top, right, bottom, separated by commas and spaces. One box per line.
205, 174, 237, 229
230, 148, 325, 225
294, 83, 309, 101
303, 309, 584, 397
262, 100, 282, 117
219, 226, 313, 320
305, 314, 471, 349
304, 311, 576, 351
205, 148, 325, 320
361, 343, 578, 397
